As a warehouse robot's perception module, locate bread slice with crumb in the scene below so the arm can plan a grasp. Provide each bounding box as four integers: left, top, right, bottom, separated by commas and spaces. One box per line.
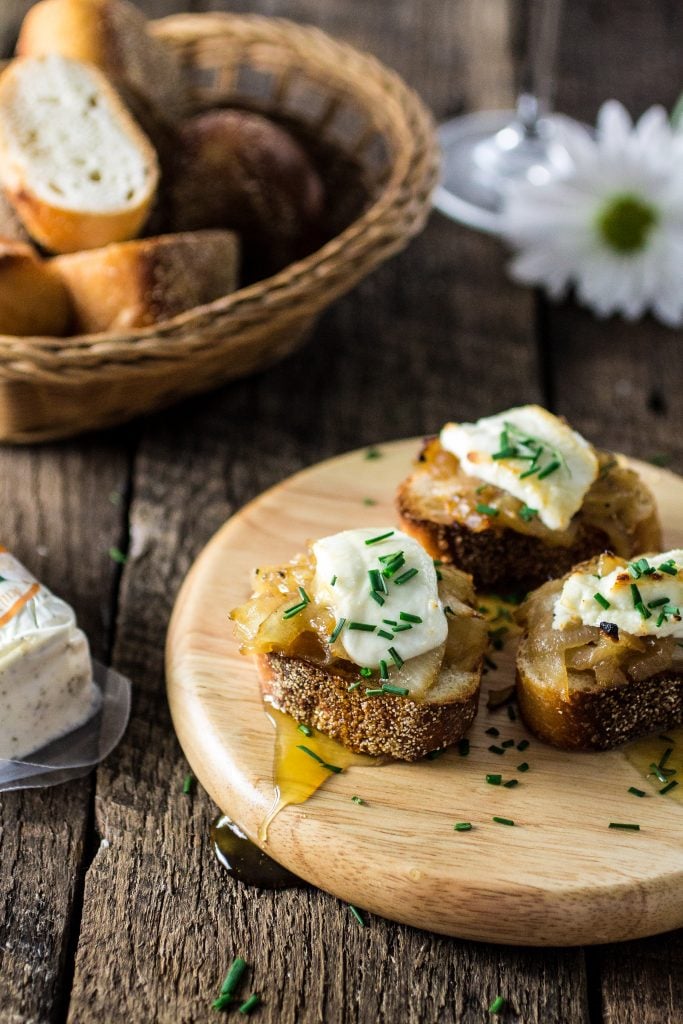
0, 55, 159, 253
0, 240, 71, 336
52, 231, 240, 331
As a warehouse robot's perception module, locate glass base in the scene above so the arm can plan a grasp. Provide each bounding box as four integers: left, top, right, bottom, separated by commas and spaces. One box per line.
434, 109, 573, 234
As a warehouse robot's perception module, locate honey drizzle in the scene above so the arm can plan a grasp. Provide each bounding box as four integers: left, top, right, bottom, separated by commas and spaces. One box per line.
623, 726, 683, 803
258, 707, 378, 842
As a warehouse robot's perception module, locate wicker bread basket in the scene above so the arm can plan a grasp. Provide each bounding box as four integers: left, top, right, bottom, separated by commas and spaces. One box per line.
0, 13, 438, 443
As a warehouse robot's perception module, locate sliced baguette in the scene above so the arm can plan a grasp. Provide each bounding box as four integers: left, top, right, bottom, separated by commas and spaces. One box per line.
52, 230, 240, 332
0, 240, 70, 336
515, 565, 683, 750
0, 55, 159, 253
16, 0, 185, 124
397, 438, 661, 592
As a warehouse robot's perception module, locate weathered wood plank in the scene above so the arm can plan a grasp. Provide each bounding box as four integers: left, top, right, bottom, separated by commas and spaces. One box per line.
0, 438, 130, 1024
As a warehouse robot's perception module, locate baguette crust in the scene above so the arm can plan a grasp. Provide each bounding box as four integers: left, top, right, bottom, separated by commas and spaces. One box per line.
258, 653, 480, 761
0, 56, 159, 253
0, 241, 70, 336
516, 642, 683, 751
52, 230, 239, 331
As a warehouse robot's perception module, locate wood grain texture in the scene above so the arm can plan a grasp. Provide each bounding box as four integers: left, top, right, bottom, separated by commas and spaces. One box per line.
0, 437, 129, 1024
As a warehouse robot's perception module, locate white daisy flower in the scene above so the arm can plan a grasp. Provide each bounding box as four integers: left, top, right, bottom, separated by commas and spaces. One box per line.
502, 100, 683, 327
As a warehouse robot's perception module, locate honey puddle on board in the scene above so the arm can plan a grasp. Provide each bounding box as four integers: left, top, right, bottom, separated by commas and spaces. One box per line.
623, 727, 683, 803
258, 707, 379, 842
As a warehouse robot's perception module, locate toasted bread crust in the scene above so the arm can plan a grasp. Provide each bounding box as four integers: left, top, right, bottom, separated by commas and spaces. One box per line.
397, 488, 612, 592
516, 638, 683, 750
0, 241, 70, 336
258, 653, 479, 761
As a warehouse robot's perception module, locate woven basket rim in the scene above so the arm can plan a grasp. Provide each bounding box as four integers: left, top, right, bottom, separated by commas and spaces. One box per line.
0, 12, 439, 359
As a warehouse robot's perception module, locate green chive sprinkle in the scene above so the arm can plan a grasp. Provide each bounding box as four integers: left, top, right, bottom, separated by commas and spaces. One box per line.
503, 779, 519, 789
659, 561, 678, 575
630, 582, 642, 607
400, 611, 422, 623
628, 787, 646, 797
365, 688, 383, 696
659, 747, 673, 769
379, 659, 388, 680
608, 822, 640, 831
517, 762, 530, 772
360, 667, 373, 678
488, 745, 505, 755
349, 621, 376, 631
458, 738, 470, 756
501, 739, 515, 749
296, 745, 342, 773
394, 568, 419, 585
382, 683, 410, 696
647, 596, 670, 608
518, 505, 538, 522
377, 628, 394, 641
364, 446, 381, 460
348, 681, 361, 692
382, 618, 398, 626
108, 545, 127, 565
537, 459, 560, 479
282, 601, 307, 620
649, 763, 670, 784
370, 591, 385, 606
657, 610, 667, 627
365, 530, 394, 546
493, 816, 515, 826
220, 957, 248, 999
393, 623, 413, 631
351, 795, 365, 805
298, 586, 310, 604
517, 739, 529, 751
476, 503, 499, 517
238, 994, 261, 1015
388, 647, 404, 668
182, 773, 194, 795
486, 774, 502, 785
348, 905, 365, 927
212, 993, 234, 1011
368, 569, 383, 592
594, 593, 611, 610
382, 556, 406, 578
660, 780, 679, 796
329, 618, 346, 643
454, 822, 473, 832
330, 575, 337, 586
489, 996, 506, 1015
485, 727, 500, 737
297, 723, 312, 737
635, 601, 652, 620
363, 497, 377, 506
507, 705, 517, 722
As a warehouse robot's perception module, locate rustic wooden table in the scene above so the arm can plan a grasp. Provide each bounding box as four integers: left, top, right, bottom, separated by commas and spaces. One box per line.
1, 1, 682, 1022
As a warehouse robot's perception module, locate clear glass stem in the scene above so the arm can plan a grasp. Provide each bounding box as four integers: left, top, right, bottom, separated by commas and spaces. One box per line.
518, 0, 565, 135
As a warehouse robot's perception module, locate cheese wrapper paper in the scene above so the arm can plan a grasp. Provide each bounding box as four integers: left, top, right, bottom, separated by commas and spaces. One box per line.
0, 549, 130, 791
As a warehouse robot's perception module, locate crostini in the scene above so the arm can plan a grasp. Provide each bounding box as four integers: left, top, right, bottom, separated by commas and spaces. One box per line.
231, 527, 488, 760
397, 405, 661, 592
516, 550, 683, 750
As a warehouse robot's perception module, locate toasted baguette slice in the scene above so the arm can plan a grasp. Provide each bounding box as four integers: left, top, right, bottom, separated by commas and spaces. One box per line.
52, 230, 240, 332
0, 240, 70, 336
0, 55, 159, 253
16, 0, 185, 123
397, 437, 661, 592
515, 559, 683, 750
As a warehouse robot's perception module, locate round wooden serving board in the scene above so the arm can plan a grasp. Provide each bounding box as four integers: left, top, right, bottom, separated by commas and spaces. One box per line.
166, 441, 683, 945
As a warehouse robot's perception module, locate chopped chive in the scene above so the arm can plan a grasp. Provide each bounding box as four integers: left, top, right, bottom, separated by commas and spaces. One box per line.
377, 628, 394, 640
379, 550, 403, 563
660, 780, 679, 795
399, 611, 422, 623
594, 593, 611, 610
382, 556, 406, 578
658, 561, 678, 575
297, 723, 312, 737
393, 623, 413, 632
349, 621, 376, 632
351, 795, 365, 805
363, 497, 377, 506
656, 610, 667, 627
365, 530, 394, 546
370, 591, 385, 606
348, 681, 361, 692
182, 772, 194, 795
476, 503, 499, 517
517, 762, 530, 772
348, 905, 365, 927
635, 601, 652, 620
458, 738, 470, 756
518, 505, 538, 522
220, 957, 248, 999
454, 822, 473, 831
492, 446, 516, 460
501, 739, 515, 749
628, 787, 646, 797
212, 993, 234, 1011
108, 545, 127, 564
330, 575, 337, 586
394, 568, 419, 585
608, 822, 640, 831
507, 705, 517, 722
486, 774, 502, 785
382, 683, 410, 696
360, 667, 373, 678
516, 739, 530, 751
503, 779, 519, 789
379, 659, 388, 680
519, 465, 540, 479
649, 763, 670, 784
485, 727, 500, 737
493, 816, 515, 826
659, 747, 673, 769
298, 586, 310, 604
296, 746, 342, 773
489, 996, 506, 1015
364, 446, 381, 460
382, 618, 398, 626
648, 596, 670, 608
388, 647, 404, 668
368, 569, 383, 592
365, 687, 383, 696
630, 583, 642, 607
282, 600, 307, 619
329, 617, 346, 643
537, 459, 560, 479
488, 745, 505, 755
238, 993, 261, 1015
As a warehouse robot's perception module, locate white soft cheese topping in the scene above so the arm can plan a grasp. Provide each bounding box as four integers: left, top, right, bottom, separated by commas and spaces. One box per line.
553, 549, 683, 637
311, 528, 447, 667
440, 405, 599, 531
0, 550, 99, 759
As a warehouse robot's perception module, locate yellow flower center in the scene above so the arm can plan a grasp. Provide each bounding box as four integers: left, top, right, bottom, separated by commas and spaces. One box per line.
597, 193, 658, 253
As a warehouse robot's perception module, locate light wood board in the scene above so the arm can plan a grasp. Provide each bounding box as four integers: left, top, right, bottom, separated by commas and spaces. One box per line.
166, 441, 683, 946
